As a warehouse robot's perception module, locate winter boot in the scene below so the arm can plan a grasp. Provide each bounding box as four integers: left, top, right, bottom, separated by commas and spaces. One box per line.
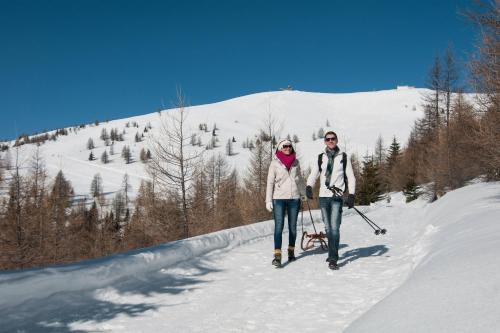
328, 260, 339, 270
288, 246, 296, 262
272, 250, 282, 268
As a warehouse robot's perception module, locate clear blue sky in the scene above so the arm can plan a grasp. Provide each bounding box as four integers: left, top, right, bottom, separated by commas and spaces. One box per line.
0, 0, 477, 140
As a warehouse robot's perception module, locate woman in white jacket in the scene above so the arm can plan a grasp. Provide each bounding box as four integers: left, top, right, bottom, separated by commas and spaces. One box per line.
266, 139, 306, 267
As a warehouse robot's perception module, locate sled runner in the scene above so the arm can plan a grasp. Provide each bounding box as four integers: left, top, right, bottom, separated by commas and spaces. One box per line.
300, 200, 328, 251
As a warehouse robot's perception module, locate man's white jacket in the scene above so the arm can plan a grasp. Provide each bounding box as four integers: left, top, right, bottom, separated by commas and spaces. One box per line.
306, 149, 356, 198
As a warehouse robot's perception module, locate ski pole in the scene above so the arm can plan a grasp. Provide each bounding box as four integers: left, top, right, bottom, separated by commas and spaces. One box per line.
358, 208, 387, 235
354, 208, 379, 229
354, 208, 384, 234
354, 208, 379, 234
354, 208, 386, 233
353, 207, 387, 235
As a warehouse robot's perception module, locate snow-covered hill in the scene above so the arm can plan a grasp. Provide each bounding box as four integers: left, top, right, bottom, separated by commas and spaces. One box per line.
2, 88, 434, 199
1, 181, 499, 332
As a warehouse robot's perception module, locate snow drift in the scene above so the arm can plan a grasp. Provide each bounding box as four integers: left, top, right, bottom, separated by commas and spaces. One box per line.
0, 220, 275, 310
345, 182, 500, 333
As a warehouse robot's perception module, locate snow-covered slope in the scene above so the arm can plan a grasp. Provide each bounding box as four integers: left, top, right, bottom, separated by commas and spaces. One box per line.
345, 181, 500, 333
3, 88, 431, 199
1, 182, 498, 332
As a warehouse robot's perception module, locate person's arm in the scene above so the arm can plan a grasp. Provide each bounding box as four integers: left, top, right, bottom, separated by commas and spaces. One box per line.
296, 162, 306, 197
265, 162, 276, 203
345, 155, 356, 194
306, 155, 320, 187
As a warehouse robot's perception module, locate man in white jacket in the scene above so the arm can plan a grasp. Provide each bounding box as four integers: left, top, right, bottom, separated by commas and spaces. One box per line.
306, 131, 356, 270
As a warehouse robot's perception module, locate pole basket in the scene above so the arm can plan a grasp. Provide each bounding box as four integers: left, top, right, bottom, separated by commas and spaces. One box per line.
301, 231, 328, 251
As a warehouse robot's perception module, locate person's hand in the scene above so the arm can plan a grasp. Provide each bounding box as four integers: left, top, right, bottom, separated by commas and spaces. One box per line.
300, 195, 307, 202
347, 194, 356, 209
306, 186, 313, 200
266, 201, 273, 212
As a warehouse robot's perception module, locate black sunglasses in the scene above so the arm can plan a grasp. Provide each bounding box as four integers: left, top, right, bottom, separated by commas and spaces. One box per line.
324, 137, 337, 142
282, 145, 292, 149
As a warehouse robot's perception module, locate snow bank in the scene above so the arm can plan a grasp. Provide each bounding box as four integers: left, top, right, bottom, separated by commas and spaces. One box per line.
2, 182, 498, 332
0, 219, 276, 309
345, 182, 500, 333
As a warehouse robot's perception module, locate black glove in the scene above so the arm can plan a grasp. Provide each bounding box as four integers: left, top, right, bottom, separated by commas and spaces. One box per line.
306, 186, 313, 200
346, 194, 355, 209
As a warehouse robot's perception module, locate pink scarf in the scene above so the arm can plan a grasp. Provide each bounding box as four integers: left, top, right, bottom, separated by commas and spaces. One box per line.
276, 151, 296, 170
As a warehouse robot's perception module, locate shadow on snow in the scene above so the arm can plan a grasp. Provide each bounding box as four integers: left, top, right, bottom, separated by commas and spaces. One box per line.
338, 245, 389, 267
2, 257, 223, 333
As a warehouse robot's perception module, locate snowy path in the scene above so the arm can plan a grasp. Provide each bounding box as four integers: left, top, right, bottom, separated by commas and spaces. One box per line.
1, 197, 431, 333
2, 183, 499, 332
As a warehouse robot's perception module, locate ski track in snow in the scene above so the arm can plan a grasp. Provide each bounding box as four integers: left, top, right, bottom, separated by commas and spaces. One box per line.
0, 198, 433, 333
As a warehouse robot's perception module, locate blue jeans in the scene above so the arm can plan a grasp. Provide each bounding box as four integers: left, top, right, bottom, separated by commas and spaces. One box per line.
273, 199, 300, 250
319, 197, 343, 262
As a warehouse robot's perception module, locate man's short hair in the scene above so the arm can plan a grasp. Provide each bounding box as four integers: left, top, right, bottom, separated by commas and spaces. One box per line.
324, 131, 337, 139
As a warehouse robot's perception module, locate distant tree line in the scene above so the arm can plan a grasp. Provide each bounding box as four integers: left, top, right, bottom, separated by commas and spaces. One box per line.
354, 1, 499, 203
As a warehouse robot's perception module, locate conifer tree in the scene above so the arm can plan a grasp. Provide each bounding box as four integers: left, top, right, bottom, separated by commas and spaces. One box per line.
112, 191, 126, 223
216, 169, 243, 229
87, 138, 95, 150
423, 55, 443, 133
243, 139, 270, 221
190, 166, 211, 235
204, 154, 230, 212
90, 173, 103, 199
386, 136, 401, 172
140, 147, 148, 163
122, 173, 130, 208
4, 161, 29, 267
100, 128, 109, 141
357, 155, 383, 205
374, 135, 386, 168
226, 139, 234, 156
48, 171, 73, 262
403, 178, 421, 203
0, 154, 4, 186
121, 146, 132, 164
244, 139, 270, 200
101, 150, 109, 164
468, 1, 500, 179
317, 128, 325, 139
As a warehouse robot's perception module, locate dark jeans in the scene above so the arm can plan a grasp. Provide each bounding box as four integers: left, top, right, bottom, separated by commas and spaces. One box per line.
272, 199, 300, 251
319, 197, 343, 262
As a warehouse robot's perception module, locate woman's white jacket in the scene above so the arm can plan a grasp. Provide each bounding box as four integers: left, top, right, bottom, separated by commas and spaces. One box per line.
265, 158, 306, 203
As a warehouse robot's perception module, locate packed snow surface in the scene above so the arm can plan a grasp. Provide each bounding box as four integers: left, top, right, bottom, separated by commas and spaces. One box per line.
1, 181, 499, 332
